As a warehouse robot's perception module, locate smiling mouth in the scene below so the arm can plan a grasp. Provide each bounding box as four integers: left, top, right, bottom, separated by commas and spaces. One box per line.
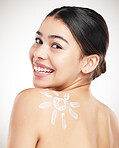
34, 66, 54, 74
33, 61, 54, 75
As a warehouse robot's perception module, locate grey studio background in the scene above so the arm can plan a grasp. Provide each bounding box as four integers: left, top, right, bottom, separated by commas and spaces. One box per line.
0, 0, 119, 147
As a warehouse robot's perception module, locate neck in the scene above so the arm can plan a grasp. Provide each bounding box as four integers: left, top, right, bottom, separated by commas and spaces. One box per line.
63, 82, 91, 91
50, 78, 91, 93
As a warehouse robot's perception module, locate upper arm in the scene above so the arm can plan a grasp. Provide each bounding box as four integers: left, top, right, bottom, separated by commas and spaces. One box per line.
6, 89, 41, 148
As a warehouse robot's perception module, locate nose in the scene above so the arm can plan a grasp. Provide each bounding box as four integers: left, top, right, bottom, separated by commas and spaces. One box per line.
33, 45, 48, 60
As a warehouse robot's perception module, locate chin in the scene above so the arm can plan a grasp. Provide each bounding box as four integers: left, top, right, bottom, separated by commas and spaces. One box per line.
32, 78, 51, 89
32, 76, 64, 90
33, 81, 46, 88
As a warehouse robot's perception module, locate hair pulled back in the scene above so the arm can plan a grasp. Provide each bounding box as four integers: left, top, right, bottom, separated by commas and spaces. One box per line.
47, 6, 109, 80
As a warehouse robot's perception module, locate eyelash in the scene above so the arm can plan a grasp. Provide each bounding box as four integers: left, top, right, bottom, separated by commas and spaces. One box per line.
35, 38, 62, 49
52, 43, 62, 49
35, 38, 43, 44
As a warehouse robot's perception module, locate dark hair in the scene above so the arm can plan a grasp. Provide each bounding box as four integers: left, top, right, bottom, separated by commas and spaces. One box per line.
47, 6, 109, 80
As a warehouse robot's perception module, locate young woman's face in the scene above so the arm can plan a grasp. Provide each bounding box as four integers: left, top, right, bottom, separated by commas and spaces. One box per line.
29, 16, 84, 90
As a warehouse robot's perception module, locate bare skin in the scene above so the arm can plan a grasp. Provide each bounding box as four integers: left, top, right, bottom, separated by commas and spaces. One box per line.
6, 16, 119, 147
6, 86, 119, 148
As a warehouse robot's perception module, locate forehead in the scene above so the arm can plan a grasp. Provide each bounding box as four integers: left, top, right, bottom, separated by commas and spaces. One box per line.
38, 16, 75, 42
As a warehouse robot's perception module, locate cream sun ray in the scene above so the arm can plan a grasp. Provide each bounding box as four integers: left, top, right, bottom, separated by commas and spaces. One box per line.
52, 91, 59, 96
39, 102, 52, 108
40, 91, 52, 98
51, 109, 57, 125
64, 93, 70, 100
70, 102, 80, 108
62, 112, 67, 129
69, 108, 79, 120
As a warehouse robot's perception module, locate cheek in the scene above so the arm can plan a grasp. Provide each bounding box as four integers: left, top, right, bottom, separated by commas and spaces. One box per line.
51, 52, 81, 72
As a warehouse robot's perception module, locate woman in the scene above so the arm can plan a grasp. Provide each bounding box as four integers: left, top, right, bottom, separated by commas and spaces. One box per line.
6, 6, 119, 148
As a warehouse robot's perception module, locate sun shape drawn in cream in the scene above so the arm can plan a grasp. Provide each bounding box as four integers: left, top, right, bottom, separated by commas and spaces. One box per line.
38, 91, 80, 129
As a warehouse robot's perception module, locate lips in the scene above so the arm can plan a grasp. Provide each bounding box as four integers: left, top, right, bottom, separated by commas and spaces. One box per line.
35, 63, 54, 71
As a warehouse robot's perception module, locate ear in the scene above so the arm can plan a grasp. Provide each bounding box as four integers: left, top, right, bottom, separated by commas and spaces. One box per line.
81, 54, 99, 74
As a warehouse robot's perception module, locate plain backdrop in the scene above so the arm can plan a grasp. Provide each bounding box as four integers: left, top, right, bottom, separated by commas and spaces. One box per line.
0, 0, 119, 147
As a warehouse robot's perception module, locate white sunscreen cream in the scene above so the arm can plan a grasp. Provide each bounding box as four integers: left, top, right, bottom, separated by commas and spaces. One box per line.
38, 91, 80, 129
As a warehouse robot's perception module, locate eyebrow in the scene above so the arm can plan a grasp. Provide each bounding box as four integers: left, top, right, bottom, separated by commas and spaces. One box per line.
36, 31, 69, 44
36, 31, 43, 36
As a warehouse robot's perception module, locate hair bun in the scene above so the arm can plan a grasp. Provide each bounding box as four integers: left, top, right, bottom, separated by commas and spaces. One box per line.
92, 59, 106, 80
100, 59, 106, 73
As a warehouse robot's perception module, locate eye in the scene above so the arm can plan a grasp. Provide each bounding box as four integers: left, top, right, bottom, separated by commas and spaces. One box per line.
52, 43, 62, 49
35, 38, 43, 44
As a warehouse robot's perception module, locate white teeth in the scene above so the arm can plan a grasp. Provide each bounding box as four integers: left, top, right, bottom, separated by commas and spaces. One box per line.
34, 66, 37, 71
44, 68, 47, 72
34, 66, 53, 73
38, 67, 41, 71
41, 68, 43, 71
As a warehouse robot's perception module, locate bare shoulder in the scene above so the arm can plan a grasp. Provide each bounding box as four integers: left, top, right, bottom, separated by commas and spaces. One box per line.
11, 88, 52, 125
94, 98, 119, 147
12, 88, 57, 123
94, 98, 119, 128
107, 106, 119, 147
12, 88, 55, 128
14, 88, 53, 105
7, 88, 54, 148
94, 98, 119, 123
12, 88, 54, 118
